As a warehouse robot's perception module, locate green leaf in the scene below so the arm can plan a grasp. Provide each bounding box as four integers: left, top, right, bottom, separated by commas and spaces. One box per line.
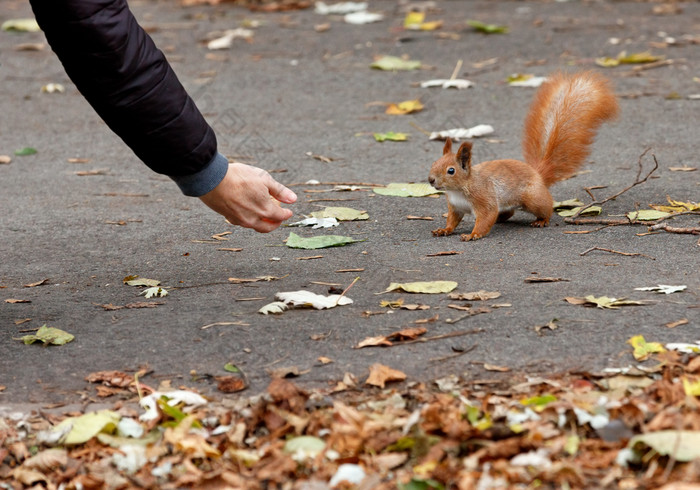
370, 55, 421, 71
628, 335, 665, 361
14, 147, 37, 156
224, 363, 240, 373
553, 198, 586, 210
21, 325, 74, 346
626, 209, 672, 221
52, 410, 121, 445
384, 281, 458, 294
595, 56, 620, 68
466, 19, 508, 34
286, 232, 362, 249
310, 206, 368, 221
521, 394, 557, 411
628, 431, 700, 462
373, 182, 441, 197
1, 18, 41, 32
373, 131, 409, 142
398, 478, 445, 490
283, 436, 326, 456
556, 205, 602, 217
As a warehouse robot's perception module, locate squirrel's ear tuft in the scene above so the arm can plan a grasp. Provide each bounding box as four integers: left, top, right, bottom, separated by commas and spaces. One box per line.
442, 138, 453, 155
456, 141, 472, 169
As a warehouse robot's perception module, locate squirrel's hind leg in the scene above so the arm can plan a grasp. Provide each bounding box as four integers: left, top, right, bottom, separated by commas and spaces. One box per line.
521, 186, 553, 228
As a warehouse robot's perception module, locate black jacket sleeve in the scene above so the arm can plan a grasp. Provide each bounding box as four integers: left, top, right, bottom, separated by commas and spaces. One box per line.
28, 0, 227, 195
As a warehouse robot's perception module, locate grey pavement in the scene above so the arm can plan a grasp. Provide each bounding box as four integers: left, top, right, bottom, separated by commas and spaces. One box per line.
1, 0, 698, 407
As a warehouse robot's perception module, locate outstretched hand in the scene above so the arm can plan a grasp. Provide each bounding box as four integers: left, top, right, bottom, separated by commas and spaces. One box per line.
199, 163, 297, 233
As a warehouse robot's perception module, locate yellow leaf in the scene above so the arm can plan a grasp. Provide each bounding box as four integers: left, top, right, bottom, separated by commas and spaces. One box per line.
404, 11, 425, 28
385, 99, 424, 115
683, 377, 700, 397
628, 335, 666, 361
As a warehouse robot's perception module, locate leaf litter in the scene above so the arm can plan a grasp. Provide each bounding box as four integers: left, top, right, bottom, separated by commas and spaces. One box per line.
8, 338, 700, 488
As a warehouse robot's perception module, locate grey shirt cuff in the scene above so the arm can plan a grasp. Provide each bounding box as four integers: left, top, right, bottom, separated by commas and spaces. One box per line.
170, 152, 229, 197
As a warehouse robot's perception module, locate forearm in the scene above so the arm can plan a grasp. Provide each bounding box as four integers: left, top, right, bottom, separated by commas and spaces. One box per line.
28, 0, 225, 196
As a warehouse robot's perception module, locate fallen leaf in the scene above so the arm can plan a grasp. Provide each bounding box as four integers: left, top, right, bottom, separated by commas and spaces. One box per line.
216, 375, 247, 393
51, 410, 121, 445
14, 42, 45, 51
484, 364, 511, 372
1, 18, 41, 32
207, 28, 253, 50
565, 295, 646, 309
20, 448, 68, 472
385, 99, 424, 115
20, 325, 74, 346
682, 377, 700, 397
286, 232, 362, 249
628, 335, 666, 361
123, 276, 161, 287
23, 279, 49, 288
373, 131, 410, 142
370, 55, 421, 71
596, 51, 664, 67
373, 182, 440, 197
429, 124, 494, 141
628, 431, 700, 462
0, 155, 11, 164
314, 1, 367, 15
507, 74, 547, 87
85, 370, 134, 388
666, 318, 689, 329
553, 198, 586, 210
258, 302, 288, 315
141, 287, 168, 298
275, 290, 353, 309
310, 206, 368, 221
535, 319, 559, 334
466, 19, 508, 34
218, 247, 243, 252
384, 280, 458, 294
67, 157, 91, 163
449, 290, 500, 301
41, 83, 65, 93
556, 205, 602, 217
269, 366, 304, 378
365, 363, 407, 388
284, 435, 326, 460
420, 78, 473, 89
426, 251, 462, 257
650, 197, 700, 213
5, 299, 31, 304
627, 209, 672, 221
344, 11, 383, 24
317, 356, 333, 364
14, 147, 37, 156
635, 284, 686, 294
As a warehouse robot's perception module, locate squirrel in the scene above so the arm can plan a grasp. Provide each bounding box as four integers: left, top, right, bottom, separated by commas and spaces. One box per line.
428, 71, 619, 241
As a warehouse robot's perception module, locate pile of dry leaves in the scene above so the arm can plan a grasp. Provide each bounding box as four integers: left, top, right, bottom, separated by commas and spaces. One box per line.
3, 343, 700, 489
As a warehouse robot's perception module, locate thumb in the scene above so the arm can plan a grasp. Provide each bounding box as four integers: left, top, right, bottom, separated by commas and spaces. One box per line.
267, 178, 297, 204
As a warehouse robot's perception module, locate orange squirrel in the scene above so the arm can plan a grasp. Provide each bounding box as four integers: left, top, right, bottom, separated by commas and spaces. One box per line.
428, 71, 619, 241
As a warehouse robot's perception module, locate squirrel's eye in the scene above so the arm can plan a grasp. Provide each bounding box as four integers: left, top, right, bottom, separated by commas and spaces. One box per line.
447, 167, 455, 175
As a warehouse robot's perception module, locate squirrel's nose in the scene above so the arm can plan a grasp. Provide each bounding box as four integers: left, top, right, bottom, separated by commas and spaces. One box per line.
428, 177, 435, 186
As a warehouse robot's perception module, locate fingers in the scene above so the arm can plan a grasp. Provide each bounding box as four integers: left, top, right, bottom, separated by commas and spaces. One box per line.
267, 178, 297, 204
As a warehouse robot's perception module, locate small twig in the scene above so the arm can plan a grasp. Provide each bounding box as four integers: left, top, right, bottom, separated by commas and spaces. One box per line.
632, 58, 683, 72
580, 246, 655, 260
563, 218, 630, 226
583, 185, 607, 201
648, 223, 700, 235
201, 321, 249, 330
567, 148, 658, 221
449, 59, 463, 81
409, 121, 432, 136
445, 307, 492, 324
429, 343, 477, 363
335, 276, 360, 306
400, 328, 484, 345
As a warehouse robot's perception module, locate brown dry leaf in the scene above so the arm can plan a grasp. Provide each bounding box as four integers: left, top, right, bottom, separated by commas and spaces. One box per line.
666, 318, 689, 328
5, 299, 30, 304
217, 247, 243, 252
448, 304, 472, 311
449, 290, 501, 301
317, 356, 333, 364
426, 251, 462, 257
269, 366, 307, 379
85, 370, 134, 388
23, 279, 49, 288
67, 157, 91, 163
14, 318, 31, 325
365, 363, 407, 388
484, 364, 511, 372
414, 314, 439, 324
0, 155, 12, 164
216, 375, 247, 393
356, 335, 393, 348
389, 326, 428, 340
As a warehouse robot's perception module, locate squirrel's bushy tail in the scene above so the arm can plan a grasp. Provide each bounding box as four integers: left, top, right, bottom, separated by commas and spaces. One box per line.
522, 71, 619, 187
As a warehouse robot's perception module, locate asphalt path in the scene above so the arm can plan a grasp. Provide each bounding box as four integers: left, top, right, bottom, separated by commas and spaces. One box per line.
1, 0, 698, 408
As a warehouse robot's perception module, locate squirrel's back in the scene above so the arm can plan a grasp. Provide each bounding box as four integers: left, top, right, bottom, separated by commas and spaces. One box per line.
522, 71, 619, 187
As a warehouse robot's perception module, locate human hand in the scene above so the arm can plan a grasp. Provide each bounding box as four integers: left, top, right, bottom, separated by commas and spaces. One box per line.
199, 163, 297, 233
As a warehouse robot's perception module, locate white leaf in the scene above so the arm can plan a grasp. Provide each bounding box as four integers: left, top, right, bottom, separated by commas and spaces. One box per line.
314, 1, 368, 15
510, 449, 552, 469
275, 290, 352, 309
509, 76, 547, 87
207, 28, 254, 50
288, 217, 339, 229
139, 390, 207, 421
330, 464, 366, 487
634, 284, 687, 295
344, 11, 384, 24
429, 124, 494, 141
117, 418, 144, 439
666, 342, 700, 353
112, 445, 147, 475
141, 287, 167, 298
420, 79, 474, 89
258, 301, 289, 315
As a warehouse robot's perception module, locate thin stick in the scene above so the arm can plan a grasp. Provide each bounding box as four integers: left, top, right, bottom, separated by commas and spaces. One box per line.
335, 276, 360, 306
580, 247, 655, 260
449, 59, 463, 81
567, 149, 658, 221
400, 328, 484, 344
429, 344, 477, 363
648, 223, 700, 235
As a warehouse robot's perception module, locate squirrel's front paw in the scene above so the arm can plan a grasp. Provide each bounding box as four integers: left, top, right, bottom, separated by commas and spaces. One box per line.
460, 233, 481, 241
432, 228, 453, 237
